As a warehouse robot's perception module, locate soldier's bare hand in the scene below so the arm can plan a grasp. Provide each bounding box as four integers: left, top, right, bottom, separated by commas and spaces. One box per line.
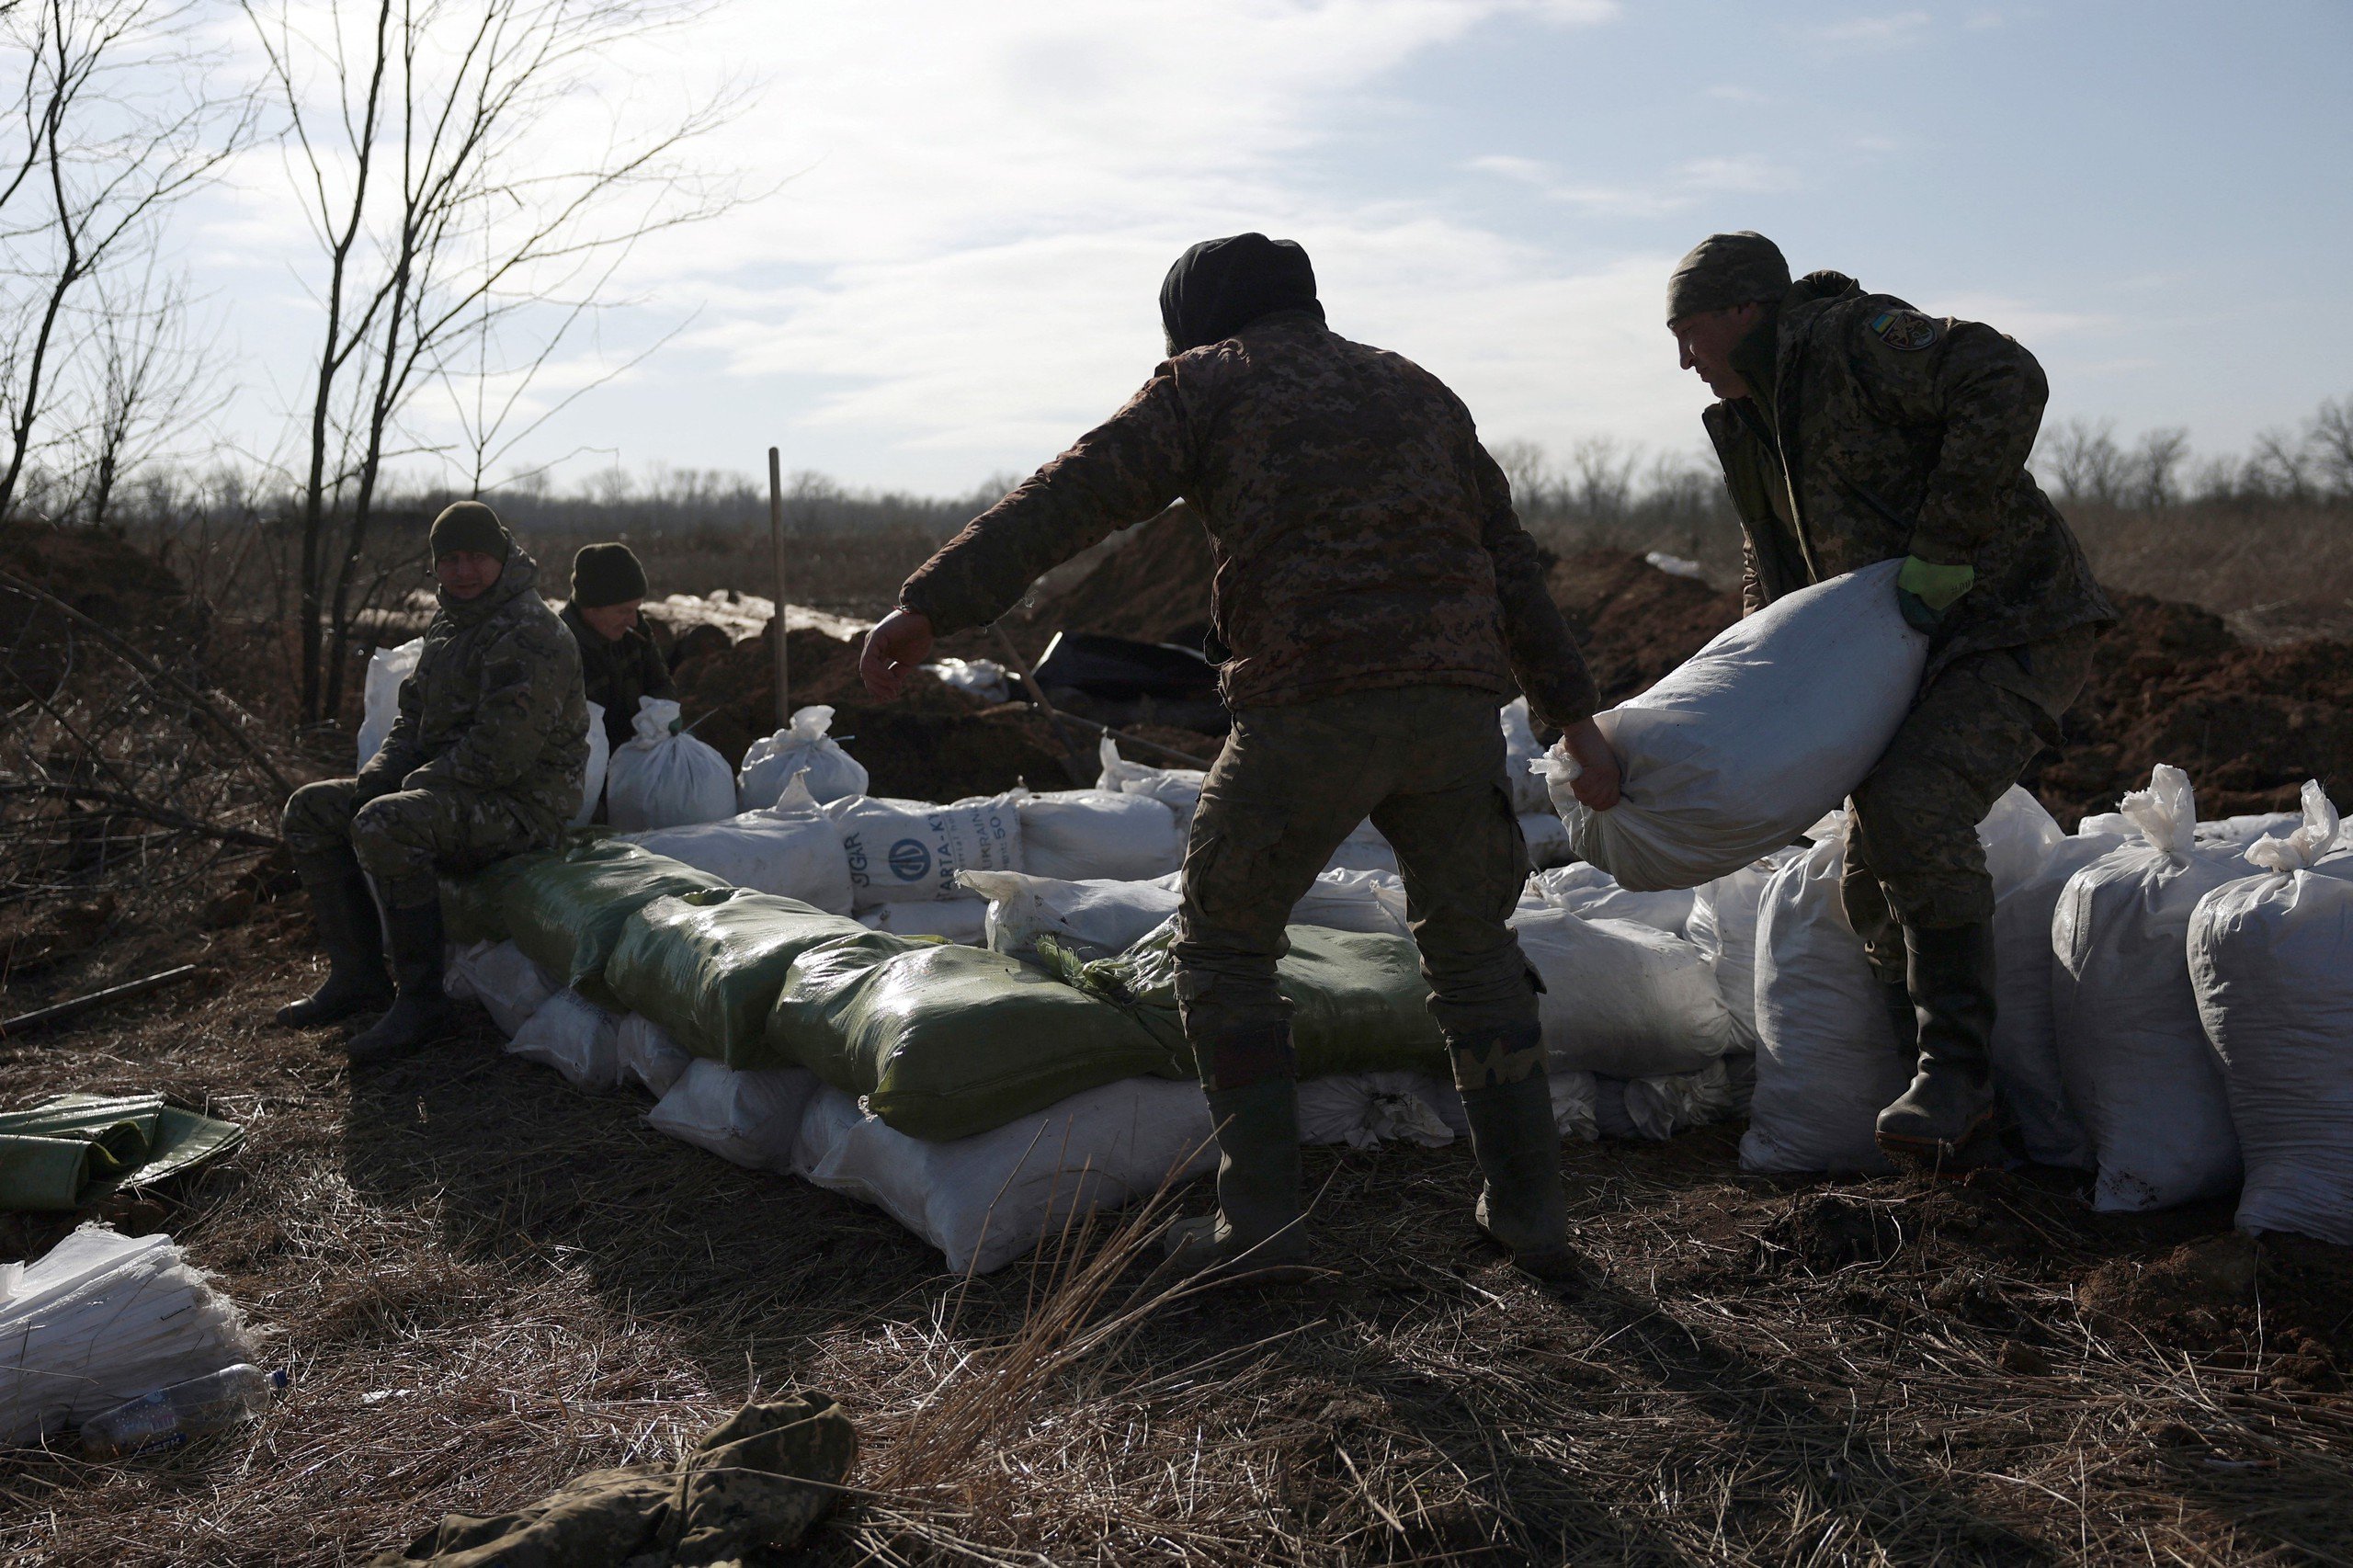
860, 608, 935, 701
1561, 717, 1621, 812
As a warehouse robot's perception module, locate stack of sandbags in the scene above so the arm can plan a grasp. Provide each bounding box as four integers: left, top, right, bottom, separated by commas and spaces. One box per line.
604, 890, 869, 1069
627, 776, 855, 915
2189, 781, 2353, 1243
1539, 560, 1928, 891
2052, 766, 2246, 1211
500, 839, 732, 1006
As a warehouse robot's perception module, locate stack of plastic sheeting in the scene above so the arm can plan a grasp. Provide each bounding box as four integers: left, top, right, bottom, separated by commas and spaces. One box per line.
628, 777, 855, 915
2053, 766, 2245, 1212
2190, 781, 2353, 1243
790, 1076, 1217, 1277
605, 890, 868, 1068
771, 937, 1185, 1142
0, 1225, 259, 1444
500, 840, 732, 1006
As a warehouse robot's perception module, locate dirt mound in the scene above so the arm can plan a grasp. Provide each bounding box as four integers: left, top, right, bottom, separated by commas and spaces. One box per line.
0, 520, 198, 699
1544, 550, 1743, 706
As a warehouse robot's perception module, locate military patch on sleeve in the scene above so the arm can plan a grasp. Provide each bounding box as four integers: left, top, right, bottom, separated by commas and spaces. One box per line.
1868, 309, 1942, 351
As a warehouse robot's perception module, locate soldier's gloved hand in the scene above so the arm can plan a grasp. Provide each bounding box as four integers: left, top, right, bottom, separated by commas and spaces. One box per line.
860, 607, 936, 701
1561, 717, 1622, 812
1894, 555, 1974, 632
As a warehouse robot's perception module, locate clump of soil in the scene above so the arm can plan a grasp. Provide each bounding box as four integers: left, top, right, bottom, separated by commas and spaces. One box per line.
1544, 550, 1742, 706
0, 894, 117, 975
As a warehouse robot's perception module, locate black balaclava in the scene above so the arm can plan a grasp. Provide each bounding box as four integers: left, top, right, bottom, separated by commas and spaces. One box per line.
1158, 233, 1324, 355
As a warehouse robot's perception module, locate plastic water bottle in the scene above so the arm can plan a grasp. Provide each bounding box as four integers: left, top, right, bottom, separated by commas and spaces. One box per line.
79, 1365, 287, 1459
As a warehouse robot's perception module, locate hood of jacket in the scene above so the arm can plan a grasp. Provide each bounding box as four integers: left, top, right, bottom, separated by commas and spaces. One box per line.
1159, 233, 1325, 355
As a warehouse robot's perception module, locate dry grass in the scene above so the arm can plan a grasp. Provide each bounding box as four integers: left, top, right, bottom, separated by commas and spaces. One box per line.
0, 917, 2347, 1565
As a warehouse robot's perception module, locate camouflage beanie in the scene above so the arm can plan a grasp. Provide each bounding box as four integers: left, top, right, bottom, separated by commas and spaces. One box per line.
570, 542, 649, 608
428, 500, 508, 562
1666, 232, 1790, 325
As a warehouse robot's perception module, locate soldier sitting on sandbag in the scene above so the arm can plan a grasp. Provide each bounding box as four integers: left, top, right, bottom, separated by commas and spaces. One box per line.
563, 541, 676, 756
858, 233, 1621, 1282
279, 502, 588, 1062
1665, 231, 2117, 1165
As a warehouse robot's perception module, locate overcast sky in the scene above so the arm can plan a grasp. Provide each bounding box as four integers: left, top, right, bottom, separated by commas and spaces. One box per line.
186, 0, 2353, 499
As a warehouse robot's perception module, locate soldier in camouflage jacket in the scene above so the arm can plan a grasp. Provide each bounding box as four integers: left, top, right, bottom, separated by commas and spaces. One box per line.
1669, 231, 2116, 1166
281, 502, 587, 1061
865, 233, 1619, 1282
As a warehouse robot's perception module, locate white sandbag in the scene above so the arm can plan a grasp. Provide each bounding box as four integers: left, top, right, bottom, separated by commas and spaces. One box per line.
356, 637, 423, 771
1297, 1073, 1458, 1149
1402, 1073, 1596, 1142
1539, 561, 1928, 892
1520, 811, 1574, 870
1509, 907, 1745, 1077
2188, 782, 2353, 1243
790, 1076, 1218, 1276
1740, 825, 1906, 1175
1597, 1060, 1736, 1141
962, 870, 1181, 960
627, 776, 855, 915
607, 699, 736, 831
0, 1225, 260, 1444
572, 701, 609, 828
922, 656, 1012, 705
504, 988, 621, 1089
1989, 830, 2126, 1171
445, 939, 556, 1038
1524, 862, 1694, 935
617, 1014, 693, 1099
735, 704, 869, 810
858, 897, 990, 945
1499, 697, 1551, 815
824, 791, 1023, 906
647, 1060, 820, 1171
1685, 856, 1790, 1049
1014, 789, 1183, 881
2196, 811, 2301, 846
2052, 766, 2245, 1212
1291, 868, 1412, 937
1976, 786, 2067, 898
1321, 820, 1399, 877
1097, 738, 1206, 837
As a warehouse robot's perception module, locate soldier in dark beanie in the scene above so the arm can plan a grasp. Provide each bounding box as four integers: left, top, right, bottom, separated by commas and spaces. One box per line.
563, 541, 676, 755
279, 500, 587, 1062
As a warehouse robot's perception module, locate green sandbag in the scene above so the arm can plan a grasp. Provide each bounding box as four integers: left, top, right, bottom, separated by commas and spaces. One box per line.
605, 889, 870, 1069
442, 830, 624, 945
500, 839, 733, 1007
767, 937, 1187, 1142
1045, 923, 1446, 1078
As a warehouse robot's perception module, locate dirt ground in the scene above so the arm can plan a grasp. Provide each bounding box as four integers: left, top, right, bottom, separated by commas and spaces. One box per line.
4, 517, 2352, 1563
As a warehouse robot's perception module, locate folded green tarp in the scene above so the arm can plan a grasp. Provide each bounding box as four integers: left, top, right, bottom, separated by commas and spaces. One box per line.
767, 937, 1187, 1142
1046, 923, 1447, 1078
604, 889, 870, 1070
500, 840, 733, 1008
0, 1093, 244, 1212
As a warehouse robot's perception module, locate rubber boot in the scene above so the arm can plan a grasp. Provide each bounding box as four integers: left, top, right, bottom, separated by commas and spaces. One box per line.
347, 895, 456, 1064
1162, 1075, 1310, 1284
276, 850, 392, 1028
1878, 977, 1918, 1061
1453, 1022, 1576, 1280
1874, 919, 1998, 1168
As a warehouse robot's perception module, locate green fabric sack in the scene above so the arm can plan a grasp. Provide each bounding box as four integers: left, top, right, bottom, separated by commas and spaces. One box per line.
767, 937, 1187, 1142
500, 840, 733, 1007
604, 889, 870, 1069
443, 830, 623, 945
0, 1092, 244, 1212
1045, 923, 1447, 1078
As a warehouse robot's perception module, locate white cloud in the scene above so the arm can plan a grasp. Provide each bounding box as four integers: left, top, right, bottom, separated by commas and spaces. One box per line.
1811, 11, 1933, 47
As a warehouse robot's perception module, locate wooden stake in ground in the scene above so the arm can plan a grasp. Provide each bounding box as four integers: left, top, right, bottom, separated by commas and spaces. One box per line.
767, 446, 790, 731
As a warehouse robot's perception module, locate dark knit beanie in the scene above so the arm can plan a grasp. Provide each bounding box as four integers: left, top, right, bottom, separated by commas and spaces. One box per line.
1666, 231, 1791, 324
570, 542, 649, 608
429, 500, 509, 561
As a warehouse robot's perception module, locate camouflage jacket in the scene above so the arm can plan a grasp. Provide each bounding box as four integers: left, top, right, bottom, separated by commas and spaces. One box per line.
898, 311, 1599, 729
360, 544, 589, 840
1702, 272, 2116, 680
562, 602, 675, 751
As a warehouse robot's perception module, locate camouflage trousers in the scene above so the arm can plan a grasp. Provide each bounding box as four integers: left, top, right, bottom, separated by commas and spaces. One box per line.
1844, 627, 2097, 978
282, 776, 546, 909
1174, 684, 1537, 1091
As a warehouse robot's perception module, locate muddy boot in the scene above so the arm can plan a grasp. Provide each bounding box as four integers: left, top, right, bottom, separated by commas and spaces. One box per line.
276, 851, 392, 1028
1875, 920, 1997, 1169
1454, 1023, 1576, 1280
347, 896, 455, 1064
1162, 1074, 1310, 1284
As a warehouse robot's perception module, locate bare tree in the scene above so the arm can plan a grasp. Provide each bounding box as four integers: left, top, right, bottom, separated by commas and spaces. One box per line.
2306, 394, 2353, 500
0, 0, 248, 522
244, 0, 749, 722
70, 260, 221, 525
2128, 426, 2189, 510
